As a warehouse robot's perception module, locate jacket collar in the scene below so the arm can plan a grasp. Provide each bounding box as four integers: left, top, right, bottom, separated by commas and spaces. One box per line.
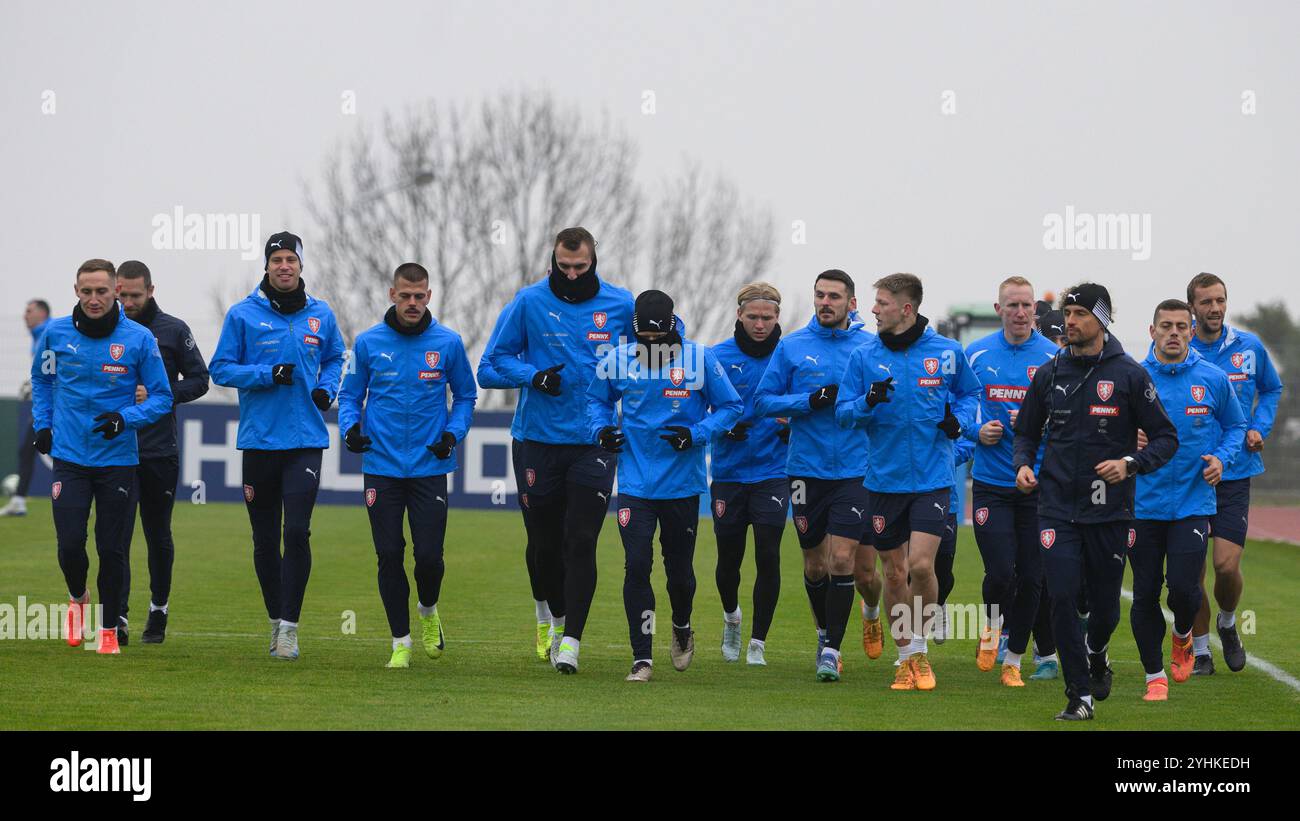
804, 313, 866, 339
1143, 344, 1203, 375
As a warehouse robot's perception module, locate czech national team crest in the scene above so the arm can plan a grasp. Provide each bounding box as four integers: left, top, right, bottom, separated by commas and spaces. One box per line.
923, 358, 939, 375
1096, 380, 1115, 402
51, 481, 61, 500
975, 507, 989, 526
525, 468, 536, 487
1127, 528, 1136, 549
1231, 352, 1246, 369
307, 317, 321, 334
243, 484, 255, 502
1040, 529, 1056, 548
618, 508, 632, 527
794, 515, 808, 534
1027, 366, 1039, 380
714, 499, 726, 518
592, 311, 608, 329
109, 343, 125, 361
872, 515, 885, 535
425, 352, 440, 369
365, 488, 377, 508
1191, 385, 1207, 403
669, 368, 685, 386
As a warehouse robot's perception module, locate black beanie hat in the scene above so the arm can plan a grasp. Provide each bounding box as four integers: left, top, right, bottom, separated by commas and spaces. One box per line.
633, 290, 676, 336
1061, 283, 1112, 329
264, 231, 304, 269
1037, 309, 1066, 339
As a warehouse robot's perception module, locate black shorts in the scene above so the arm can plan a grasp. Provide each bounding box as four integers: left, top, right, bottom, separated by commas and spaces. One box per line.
710, 478, 789, 535
517, 439, 617, 502
789, 476, 868, 550
1211, 478, 1250, 547
867, 488, 951, 551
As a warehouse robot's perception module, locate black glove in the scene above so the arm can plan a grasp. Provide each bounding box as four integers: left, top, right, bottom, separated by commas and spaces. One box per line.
777, 425, 790, 445
33, 428, 52, 455
866, 376, 895, 408
91, 412, 126, 441
936, 402, 961, 440
271, 363, 296, 385
531, 364, 564, 396
344, 423, 371, 453
660, 425, 693, 451
597, 425, 626, 453
311, 388, 332, 412
428, 432, 457, 459
809, 384, 838, 410
723, 421, 752, 441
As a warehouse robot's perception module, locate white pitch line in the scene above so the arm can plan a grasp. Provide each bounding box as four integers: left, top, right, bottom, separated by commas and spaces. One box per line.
1120, 588, 1300, 694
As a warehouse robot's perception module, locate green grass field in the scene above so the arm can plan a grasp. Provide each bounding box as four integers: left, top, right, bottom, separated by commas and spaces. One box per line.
2, 499, 1297, 730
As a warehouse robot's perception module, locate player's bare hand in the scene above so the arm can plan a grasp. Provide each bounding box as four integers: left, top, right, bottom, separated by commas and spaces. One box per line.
1094, 459, 1128, 484
1136, 428, 1147, 450
1015, 465, 1037, 493
1246, 429, 1264, 453
1201, 454, 1223, 486
135, 385, 148, 404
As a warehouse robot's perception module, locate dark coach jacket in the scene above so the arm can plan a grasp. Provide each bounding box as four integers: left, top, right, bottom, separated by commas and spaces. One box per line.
1012, 334, 1177, 524
134, 299, 210, 459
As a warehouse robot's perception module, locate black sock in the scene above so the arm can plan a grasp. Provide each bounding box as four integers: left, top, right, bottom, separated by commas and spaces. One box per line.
935, 553, 955, 606
825, 574, 855, 650
803, 573, 828, 631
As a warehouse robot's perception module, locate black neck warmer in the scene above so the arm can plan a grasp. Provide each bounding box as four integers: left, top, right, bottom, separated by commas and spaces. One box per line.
384, 305, 432, 336
72, 302, 121, 339
734, 320, 781, 359
261, 274, 308, 315
879, 314, 928, 352
548, 252, 601, 304
134, 298, 160, 328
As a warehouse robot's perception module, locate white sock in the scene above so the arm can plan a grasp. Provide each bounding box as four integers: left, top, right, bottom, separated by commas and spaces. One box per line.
898, 643, 914, 661
560, 637, 579, 653
635, 658, 652, 666
71, 590, 89, 603
1146, 671, 1167, 683
11, 495, 25, 505
749, 638, 765, 649
393, 634, 412, 649
823, 646, 841, 661
1004, 651, 1022, 669
551, 616, 566, 632
534, 599, 551, 623
280, 620, 297, 629
864, 603, 880, 621
724, 607, 741, 624
417, 602, 436, 619
150, 601, 168, 614
1174, 627, 1191, 640
1192, 633, 1211, 656
269, 617, 281, 626
1081, 694, 1094, 706
909, 635, 927, 656
1037, 653, 1058, 664
1217, 611, 1236, 629
988, 614, 1003, 634
673, 622, 691, 633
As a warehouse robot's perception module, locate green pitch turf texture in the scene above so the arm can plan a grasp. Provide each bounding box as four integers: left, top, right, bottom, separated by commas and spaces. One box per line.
2, 500, 1297, 730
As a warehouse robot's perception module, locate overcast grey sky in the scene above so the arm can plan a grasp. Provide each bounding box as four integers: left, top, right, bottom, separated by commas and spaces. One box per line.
3, 0, 1297, 392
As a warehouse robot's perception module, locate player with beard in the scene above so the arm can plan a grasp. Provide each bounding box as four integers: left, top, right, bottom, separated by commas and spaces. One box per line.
709, 283, 788, 666
755, 270, 874, 681
1013, 283, 1178, 720
481, 228, 635, 674
114, 261, 209, 644
1185, 273, 1282, 674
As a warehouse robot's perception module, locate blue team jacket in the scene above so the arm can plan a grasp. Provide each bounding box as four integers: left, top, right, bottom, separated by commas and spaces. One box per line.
587, 340, 742, 499
338, 316, 478, 478
482, 277, 635, 445
708, 336, 787, 484
753, 315, 873, 480
31, 306, 174, 467
836, 325, 982, 494
1188, 325, 1283, 481
1136, 346, 1246, 520
209, 284, 345, 450
964, 329, 1059, 487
